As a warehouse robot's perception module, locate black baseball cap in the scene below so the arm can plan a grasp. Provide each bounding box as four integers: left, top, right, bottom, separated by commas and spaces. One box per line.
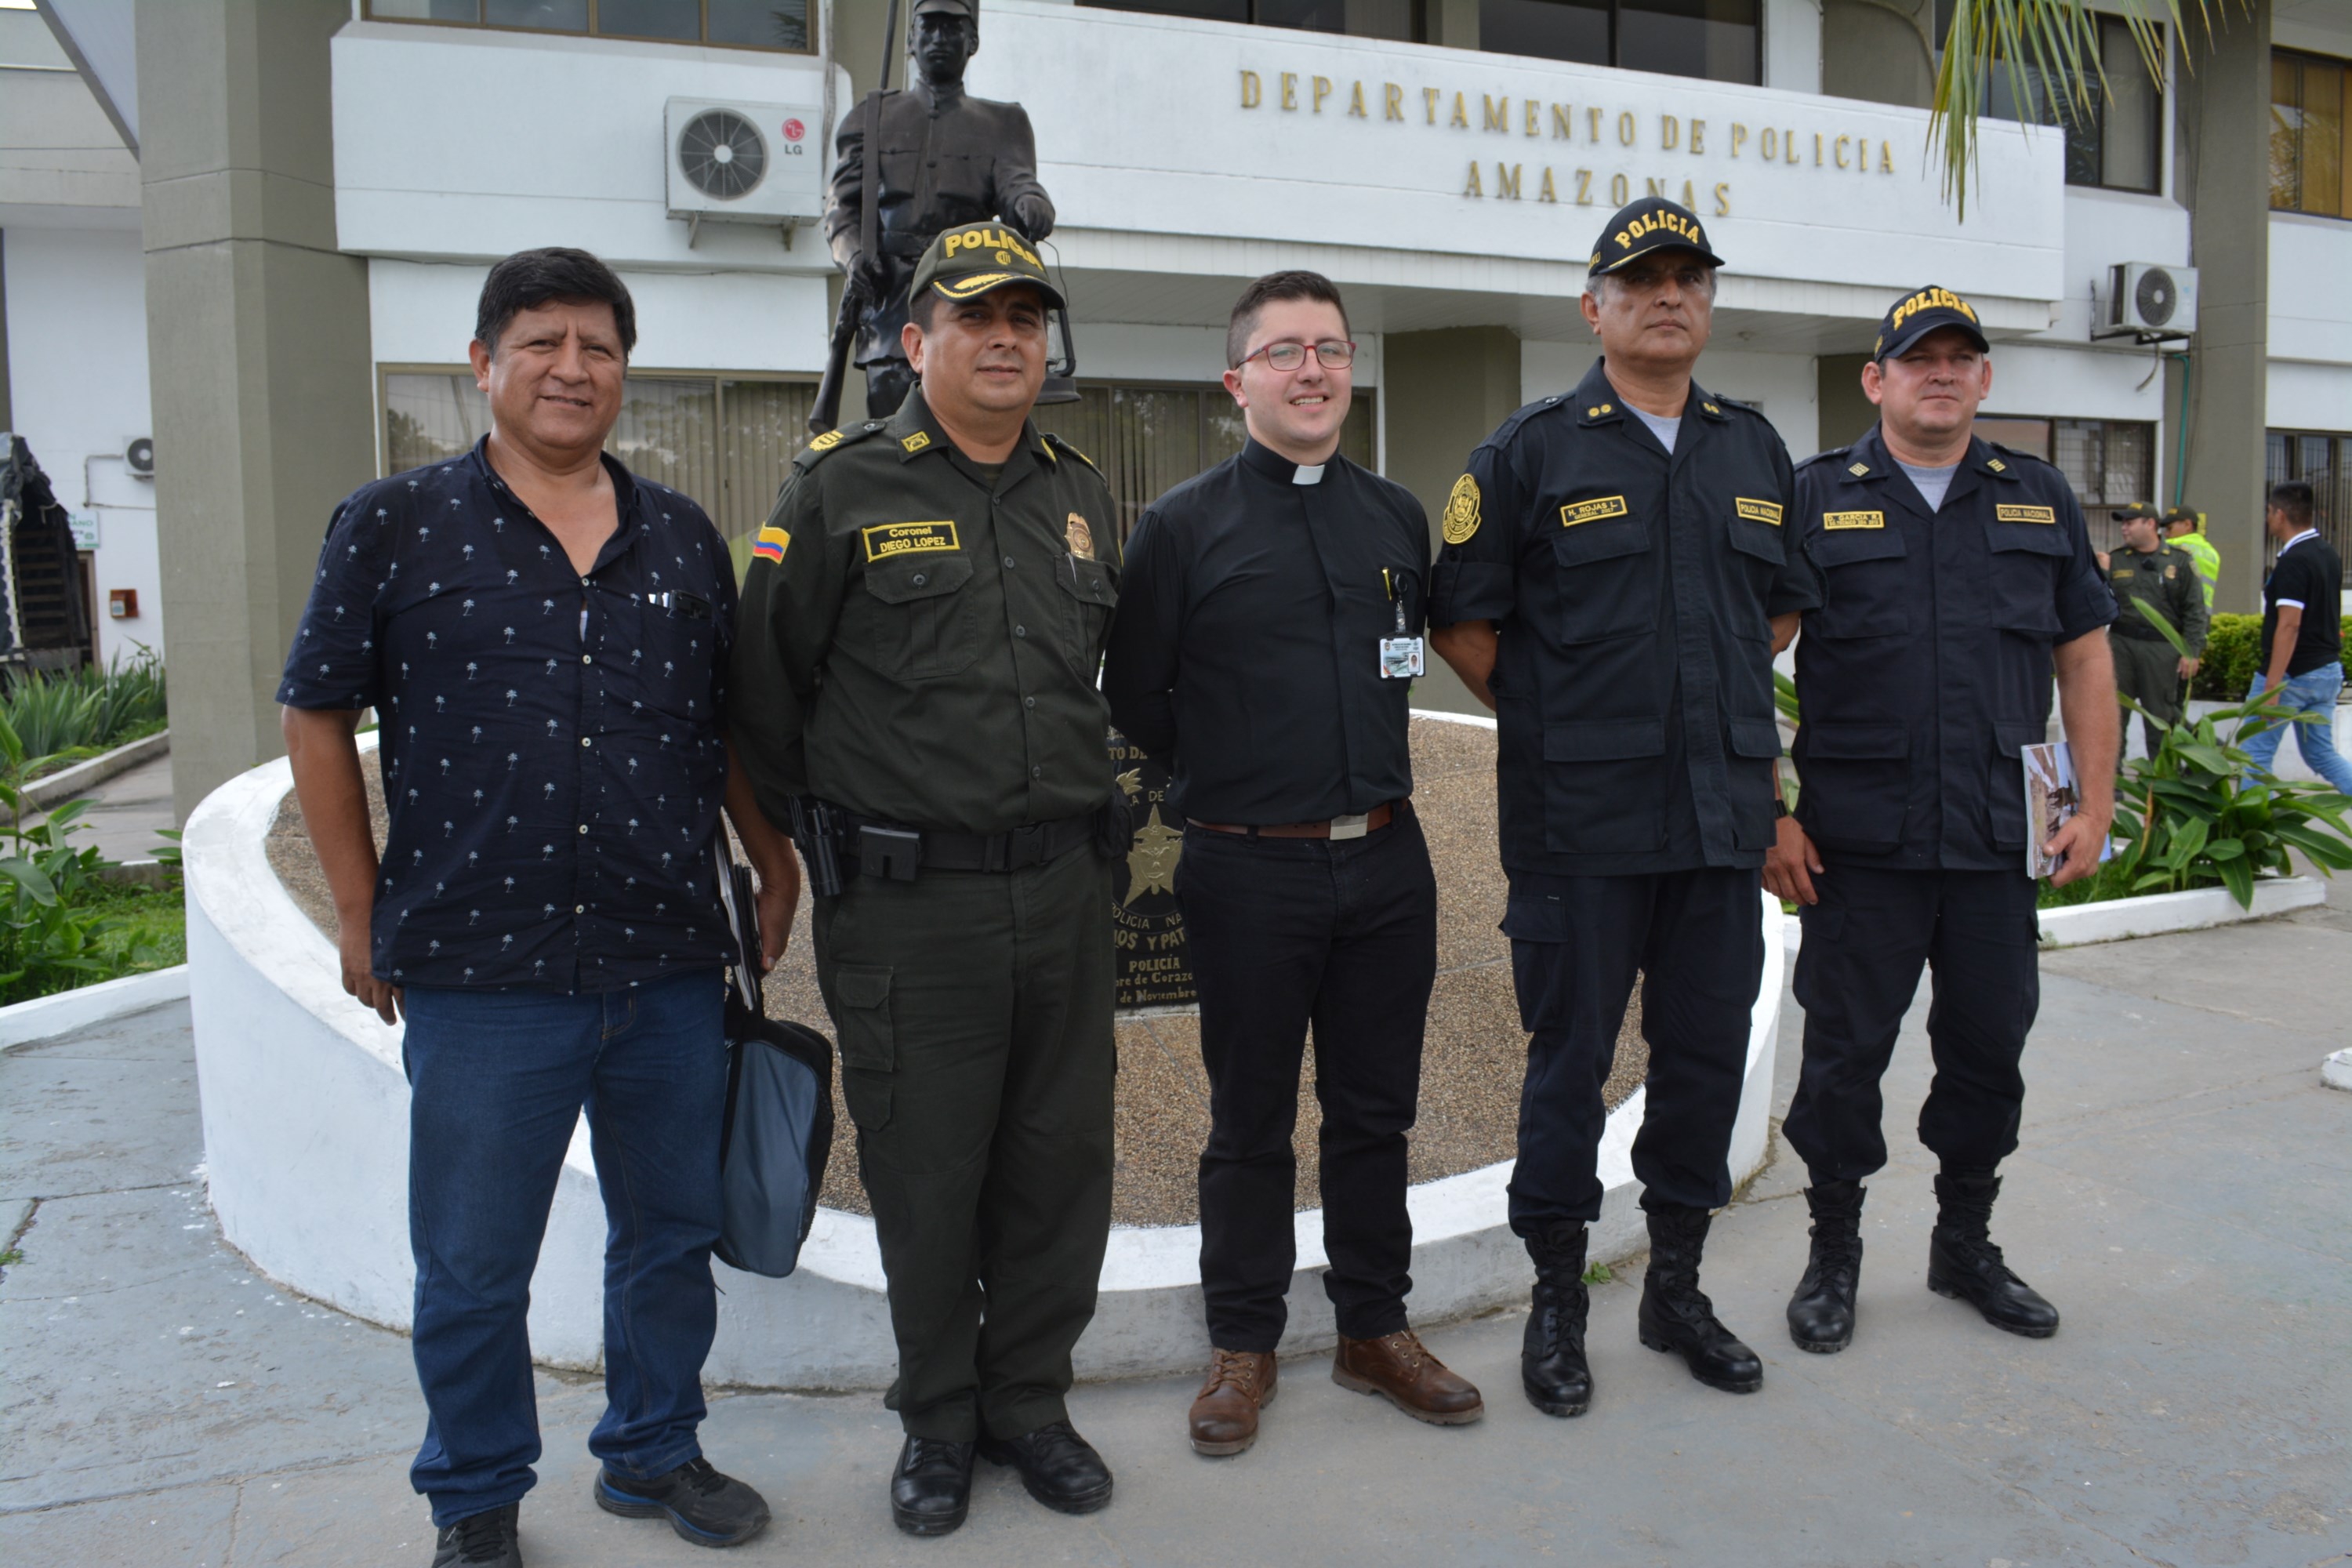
910, 221, 1065, 312
1873, 285, 1991, 361
1588, 197, 1724, 277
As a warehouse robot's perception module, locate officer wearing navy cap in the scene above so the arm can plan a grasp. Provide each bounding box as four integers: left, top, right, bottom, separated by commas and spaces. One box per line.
1430, 198, 1820, 1417
1766, 286, 2118, 1356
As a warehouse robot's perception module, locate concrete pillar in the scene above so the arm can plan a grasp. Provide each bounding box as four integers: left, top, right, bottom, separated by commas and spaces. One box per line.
1385, 325, 1521, 715
1429, 0, 1478, 51
2177, 2, 2271, 615
136, 0, 376, 822
1815, 352, 1875, 453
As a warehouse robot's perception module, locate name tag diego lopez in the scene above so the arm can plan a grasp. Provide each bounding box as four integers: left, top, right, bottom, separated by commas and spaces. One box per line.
862, 521, 963, 561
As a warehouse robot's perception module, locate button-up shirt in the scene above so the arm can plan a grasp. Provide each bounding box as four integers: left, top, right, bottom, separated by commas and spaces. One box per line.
278, 440, 738, 992
1792, 423, 2114, 869
730, 388, 1122, 834
1431, 358, 1820, 877
1102, 438, 1429, 824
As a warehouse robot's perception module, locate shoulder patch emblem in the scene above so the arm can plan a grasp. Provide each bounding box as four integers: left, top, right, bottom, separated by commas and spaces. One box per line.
808, 430, 846, 452
1823, 510, 1885, 531
1847, 462, 1871, 477
1560, 495, 1629, 528
861, 521, 960, 561
901, 430, 932, 455
1734, 498, 1784, 526
1996, 504, 2056, 524
1066, 513, 1094, 560
751, 524, 789, 563
1442, 475, 1482, 545
1987, 458, 2007, 472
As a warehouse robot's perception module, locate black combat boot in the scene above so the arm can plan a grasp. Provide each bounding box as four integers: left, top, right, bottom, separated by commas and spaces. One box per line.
1521, 1221, 1594, 1417
1786, 1179, 1865, 1353
1928, 1167, 2060, 1338
1636, 1203, 1763, 1393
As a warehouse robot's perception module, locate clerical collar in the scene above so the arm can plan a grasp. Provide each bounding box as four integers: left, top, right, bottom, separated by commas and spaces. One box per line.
1240, 437, 1335, 486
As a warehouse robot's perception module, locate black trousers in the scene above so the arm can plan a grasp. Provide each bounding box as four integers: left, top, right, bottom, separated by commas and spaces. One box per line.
1784, 864, 2039, 1181
1178, 809, 1437, 1352
1503, 867, 1762, 1232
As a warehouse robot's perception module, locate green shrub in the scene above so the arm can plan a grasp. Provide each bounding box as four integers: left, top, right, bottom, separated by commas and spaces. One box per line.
2190, 614, 2352, 702
0, 648, 169, 765
0, 709, 165, 1004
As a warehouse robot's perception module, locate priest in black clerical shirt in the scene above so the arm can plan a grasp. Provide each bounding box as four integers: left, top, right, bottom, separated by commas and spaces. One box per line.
1103, 271, 1483, 1460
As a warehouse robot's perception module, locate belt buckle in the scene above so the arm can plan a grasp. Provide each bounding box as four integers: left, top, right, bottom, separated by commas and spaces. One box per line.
1329, 812, 1369, 841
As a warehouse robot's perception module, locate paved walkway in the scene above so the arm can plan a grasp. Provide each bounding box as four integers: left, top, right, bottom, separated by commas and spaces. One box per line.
3, 914, 2348, 1567
27, 750, 176, 865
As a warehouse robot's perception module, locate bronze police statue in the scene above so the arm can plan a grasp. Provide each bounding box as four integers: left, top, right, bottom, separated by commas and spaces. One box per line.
821, 0, 1055, 423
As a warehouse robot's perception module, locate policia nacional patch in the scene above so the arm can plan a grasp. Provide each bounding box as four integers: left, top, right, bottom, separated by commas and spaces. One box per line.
1442, 475, 1481, 545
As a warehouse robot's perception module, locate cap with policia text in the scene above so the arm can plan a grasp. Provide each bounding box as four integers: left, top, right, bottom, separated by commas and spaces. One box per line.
910, 220, 1066, 312
2112, 502, 2163, 523
1873, 284, 1991, 361
1588, 197, 1726, 276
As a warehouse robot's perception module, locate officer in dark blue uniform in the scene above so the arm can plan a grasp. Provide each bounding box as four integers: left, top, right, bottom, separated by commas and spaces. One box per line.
1766, 286, 2118, 1356
1430, 198, 1819, 1418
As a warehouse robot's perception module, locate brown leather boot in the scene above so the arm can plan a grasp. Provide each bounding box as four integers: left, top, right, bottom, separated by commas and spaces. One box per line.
1188, 1348, 1278, 1456
1330, 1330, 1484, 1425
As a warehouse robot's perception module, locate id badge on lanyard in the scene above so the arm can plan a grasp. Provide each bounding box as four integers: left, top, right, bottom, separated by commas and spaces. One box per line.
1377, 568, 1423, 679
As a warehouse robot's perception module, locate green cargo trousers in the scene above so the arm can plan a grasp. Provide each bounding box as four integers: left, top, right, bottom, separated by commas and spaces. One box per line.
811, 842, 1116, 1443
2112, 633, 2183, 756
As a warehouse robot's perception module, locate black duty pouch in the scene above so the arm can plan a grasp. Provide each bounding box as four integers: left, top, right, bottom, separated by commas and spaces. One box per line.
857, 824, 923, 881
1093, 786, 1134, 860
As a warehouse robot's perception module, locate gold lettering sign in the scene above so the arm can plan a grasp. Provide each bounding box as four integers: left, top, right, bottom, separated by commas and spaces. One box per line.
1823, 510, 1885, 530
1560, 495, 1629, 528
1734, 498, 1784, 526
861, 521, 962, 561
1996, 504, 2056, 524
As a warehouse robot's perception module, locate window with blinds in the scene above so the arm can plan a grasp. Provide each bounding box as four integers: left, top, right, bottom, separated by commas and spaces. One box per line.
1976, 415, 2154, 556
381, 370, 816, 579
2267, 430, 2351, 586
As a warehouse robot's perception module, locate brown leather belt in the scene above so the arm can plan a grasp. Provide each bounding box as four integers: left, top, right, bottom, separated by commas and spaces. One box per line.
1187, 800, 1403, 841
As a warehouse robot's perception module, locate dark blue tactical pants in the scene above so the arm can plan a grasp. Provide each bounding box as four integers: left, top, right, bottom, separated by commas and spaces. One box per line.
1503, 868, 1763, 1231
1784, 864, 2039, 1181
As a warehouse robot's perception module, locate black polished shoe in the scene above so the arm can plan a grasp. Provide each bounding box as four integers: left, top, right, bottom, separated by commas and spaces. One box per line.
430, 1503, 521, 1567
1522, 1221, 1594, 1417
1928, 1169, 2060, 1338
594, 1456, 770, 1548
1787, 1179, 1865, 1354
890, 1436, 976, 1537
978, 1420, 1114, 1515
1637, 1203, 1765, 1394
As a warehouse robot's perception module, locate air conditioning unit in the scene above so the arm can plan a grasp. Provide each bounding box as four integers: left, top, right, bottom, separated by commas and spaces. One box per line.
2096, 262, 2198, 343
663, 98, 825, 240
125, 437, 154, 478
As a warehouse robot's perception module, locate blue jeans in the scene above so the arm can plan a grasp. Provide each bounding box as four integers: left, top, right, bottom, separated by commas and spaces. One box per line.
401, 969, 728, 1526
2241, 665, 2352, 795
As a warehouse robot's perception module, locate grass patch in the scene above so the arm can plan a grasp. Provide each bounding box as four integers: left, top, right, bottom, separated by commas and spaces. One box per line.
1581, 1261, 1613, 1286
80, 872, 187, 975
19, 717, 168, 782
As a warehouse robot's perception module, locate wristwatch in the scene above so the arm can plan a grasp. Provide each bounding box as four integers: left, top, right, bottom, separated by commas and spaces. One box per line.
1772, 798, 1790, 819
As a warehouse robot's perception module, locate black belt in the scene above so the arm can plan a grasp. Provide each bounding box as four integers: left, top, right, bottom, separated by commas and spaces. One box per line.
837, 808, 1097, 878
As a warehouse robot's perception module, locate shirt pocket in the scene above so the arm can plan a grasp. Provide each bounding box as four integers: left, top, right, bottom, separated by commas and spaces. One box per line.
1540, 717, 1668, 855
1987, 521, 2070, 636
1052, 551, 1120, 664
1792, 720, 1911, 854
1807, 526, 1913, 640
1548, 514, 1653, 644
862, 552, 978, 681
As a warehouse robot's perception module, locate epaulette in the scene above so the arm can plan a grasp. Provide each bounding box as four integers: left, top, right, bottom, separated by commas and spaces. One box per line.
1794, 445, 1855, 473
1481, 394, 1571, 451
793, 421, 890, 471
1040, 432, 1102, 474
1983, 441, 2056, 477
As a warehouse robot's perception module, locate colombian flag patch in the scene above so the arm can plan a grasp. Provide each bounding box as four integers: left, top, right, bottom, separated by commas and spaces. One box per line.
752, 524, 789, 562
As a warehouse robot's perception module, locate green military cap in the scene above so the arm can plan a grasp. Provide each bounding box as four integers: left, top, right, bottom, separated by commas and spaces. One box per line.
2161, 505, 2201, 529
910, 221, 1065, 312
2111, 502, 2162, 522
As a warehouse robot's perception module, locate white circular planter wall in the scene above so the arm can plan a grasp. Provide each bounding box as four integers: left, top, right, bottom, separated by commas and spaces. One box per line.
185, 719, 1782, 1388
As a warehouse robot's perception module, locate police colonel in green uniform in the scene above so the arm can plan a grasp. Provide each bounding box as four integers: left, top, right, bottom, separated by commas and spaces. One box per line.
2103, 502, 2208, 755
730, 223, 1123, 1537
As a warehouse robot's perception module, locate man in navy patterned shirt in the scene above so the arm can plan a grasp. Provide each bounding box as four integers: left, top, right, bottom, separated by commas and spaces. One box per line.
278, 249, 797, 1566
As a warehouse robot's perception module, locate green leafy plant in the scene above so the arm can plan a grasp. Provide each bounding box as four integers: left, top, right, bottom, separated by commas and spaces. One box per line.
0, 647, 169, 769
2111, 601, 2352, 907
0, 710, 161, 1003
2188, 614, 2352, 702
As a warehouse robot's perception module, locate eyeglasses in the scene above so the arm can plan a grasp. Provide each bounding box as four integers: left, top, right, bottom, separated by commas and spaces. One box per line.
1240, 339, 1356, 372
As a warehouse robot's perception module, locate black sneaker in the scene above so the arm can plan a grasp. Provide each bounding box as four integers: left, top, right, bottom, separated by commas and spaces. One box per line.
594, 1456, 771, 1548
431, 1504, 521, 1566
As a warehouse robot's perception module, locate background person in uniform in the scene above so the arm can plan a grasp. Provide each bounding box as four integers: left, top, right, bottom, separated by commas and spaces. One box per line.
278, 249, 793, 1566
2102, 502, 2207, 756
826, 0, 1054, 419
1429, 198, 1818, 1419
1103, 271, 1480, 1459
2239, 480, 2352, 793
2163, 504, 2220, 614
730, 223, 1123, 1537
1766, 286, 2117, 1359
